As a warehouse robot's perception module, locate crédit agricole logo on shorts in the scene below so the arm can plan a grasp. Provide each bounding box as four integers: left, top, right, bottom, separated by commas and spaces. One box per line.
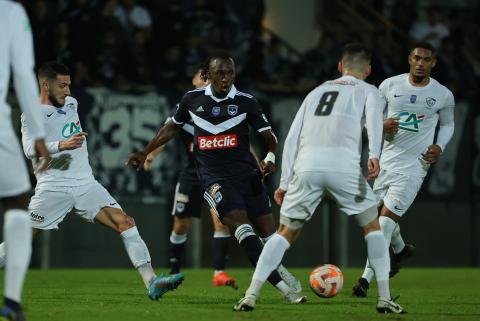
397, 112, 425, 133
62, 120, 81, 138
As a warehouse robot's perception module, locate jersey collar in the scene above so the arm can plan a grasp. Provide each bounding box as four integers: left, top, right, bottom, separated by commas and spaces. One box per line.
204, 84, 237, 102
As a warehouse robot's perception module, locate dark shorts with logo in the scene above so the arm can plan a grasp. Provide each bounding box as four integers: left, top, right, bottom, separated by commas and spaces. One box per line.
203, 174, 272, 222
171, 179, 203, 218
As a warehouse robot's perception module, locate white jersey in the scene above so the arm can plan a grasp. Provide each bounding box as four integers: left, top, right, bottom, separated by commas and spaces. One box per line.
379, 74, 455, 177
0, 0, 44, 141
280, 75, 384, 190
21, 96, 94, 187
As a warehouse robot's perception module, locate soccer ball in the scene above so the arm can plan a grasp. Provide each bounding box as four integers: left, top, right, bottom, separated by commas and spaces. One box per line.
309, 264, 343, 298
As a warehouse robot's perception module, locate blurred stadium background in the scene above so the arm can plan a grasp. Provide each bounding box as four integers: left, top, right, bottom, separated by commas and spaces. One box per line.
3, 0, 480, 270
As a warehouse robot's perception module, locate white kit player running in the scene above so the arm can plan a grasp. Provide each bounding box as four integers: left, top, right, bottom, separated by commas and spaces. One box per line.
0, 1, 49, 321
0, 61, 184, 301
234, 43, 404, 314
353, 42, 455, 297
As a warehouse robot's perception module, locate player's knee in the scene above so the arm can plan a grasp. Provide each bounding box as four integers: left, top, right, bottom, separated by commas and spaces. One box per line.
356, 206, 380, 232
117, 215, 136, 233
279, 215, 305, 230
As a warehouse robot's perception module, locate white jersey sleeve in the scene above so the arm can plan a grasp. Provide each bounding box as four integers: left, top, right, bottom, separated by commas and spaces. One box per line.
9, 2, 45, 142
364, 88, 385, 159
435, 91, 455, 151
279, 98, 307, 190
21, 114, 60, 158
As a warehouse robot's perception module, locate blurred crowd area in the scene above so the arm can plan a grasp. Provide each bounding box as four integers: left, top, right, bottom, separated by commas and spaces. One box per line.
19, 0, 480, 102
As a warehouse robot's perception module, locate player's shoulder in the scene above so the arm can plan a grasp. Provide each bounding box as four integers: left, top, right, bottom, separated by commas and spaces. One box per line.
64, 96, 78, 109
181, 87, 206, 103
429, 77, 453, 95
235, 89, 256, 100
429, 77, 455, 107
1, 0, 26, 22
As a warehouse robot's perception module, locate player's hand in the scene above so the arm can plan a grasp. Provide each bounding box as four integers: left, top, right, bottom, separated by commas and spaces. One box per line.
143, 153, 155, 171
274, 188, 287, 205
33, 138, 50, 173
367, 158, 380, 180
260, 160, 275, 177
59, 132, 87, 151
384, 118, 399, 134
125, 151, 147, 171
422, 144, 442, 164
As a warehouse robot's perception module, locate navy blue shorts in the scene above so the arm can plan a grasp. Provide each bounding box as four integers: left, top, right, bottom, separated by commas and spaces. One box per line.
171, 179, 203, 218
203, 175, 272, 221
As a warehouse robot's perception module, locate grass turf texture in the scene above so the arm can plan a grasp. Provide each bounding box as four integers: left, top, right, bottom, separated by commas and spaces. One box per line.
3, 268, 479, 321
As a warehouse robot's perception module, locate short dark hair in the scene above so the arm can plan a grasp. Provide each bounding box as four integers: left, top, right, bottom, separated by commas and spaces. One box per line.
207, 50, 234, 66
37, 61, 70, 80
195, 61, 209, 81
409, 41, 437, 56
341, 43, 372, 62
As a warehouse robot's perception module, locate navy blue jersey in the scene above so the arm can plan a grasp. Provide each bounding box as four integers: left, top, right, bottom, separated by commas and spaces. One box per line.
176, 119, 198, 182
172, 84, 272, 187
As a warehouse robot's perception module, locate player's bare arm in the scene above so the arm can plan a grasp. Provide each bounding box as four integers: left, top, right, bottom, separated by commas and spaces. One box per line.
143, 145, 166, 171
367, 158, 380, 180
274, 188, 286, 205
258, 130, 278, 177
59, 132, 88, 151
126, 120, 180, 170
422, 144, 442, 164
384, 118, 399, 134
34, 138, 50, 172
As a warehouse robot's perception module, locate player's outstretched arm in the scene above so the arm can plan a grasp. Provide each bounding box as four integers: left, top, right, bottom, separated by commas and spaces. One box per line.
126, 121, 180, 171
143, 145, 166, 171
258, 130, 278, 177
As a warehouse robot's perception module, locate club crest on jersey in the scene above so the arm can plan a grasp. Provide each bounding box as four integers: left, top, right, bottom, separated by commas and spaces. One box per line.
410, 95, 417, 103
62, 120, 81, 138
227, 105, 238, 116
426, 97, 436, 107
212, 106, 221, 116
397, 111, 425, 132
176, 202, 185, 213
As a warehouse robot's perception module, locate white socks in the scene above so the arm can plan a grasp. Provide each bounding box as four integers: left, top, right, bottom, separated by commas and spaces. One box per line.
4, 209, 32, 303
391, 223, 406, 254
361, 216, 397, 283
170, 231, 187, 244
364, 230, 390, 299
120, 226, 155, 288
246, 234, 290, 297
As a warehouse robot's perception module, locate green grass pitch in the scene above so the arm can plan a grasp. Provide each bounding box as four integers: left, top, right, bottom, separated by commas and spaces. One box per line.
3, 268, 480, 321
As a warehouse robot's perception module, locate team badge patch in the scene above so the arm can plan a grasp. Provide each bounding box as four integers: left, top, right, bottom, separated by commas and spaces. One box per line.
214, 191, 223, 203
410, 95, 417, 103
212, 106, 221, 116
426, 97, 436, 107
227, 105, 238, 116
176, 202, 185, 213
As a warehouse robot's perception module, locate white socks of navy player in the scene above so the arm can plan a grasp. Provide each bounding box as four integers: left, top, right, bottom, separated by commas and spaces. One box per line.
120, 226, 155, 288
362, 216, 396, 283
4, 209, 32, 303
364, 229, 391, 300
246, 233, 290, 297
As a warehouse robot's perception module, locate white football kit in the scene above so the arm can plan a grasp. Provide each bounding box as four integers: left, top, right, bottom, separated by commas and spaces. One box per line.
374, 74, 455, 216
0, 1, 45, 197
279, 75, 384, 222
21, 97, 121, 229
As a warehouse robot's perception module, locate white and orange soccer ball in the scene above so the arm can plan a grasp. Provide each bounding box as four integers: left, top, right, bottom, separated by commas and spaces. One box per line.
309, 264, 344, 298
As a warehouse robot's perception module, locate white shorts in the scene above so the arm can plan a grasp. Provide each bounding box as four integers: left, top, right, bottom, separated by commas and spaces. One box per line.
0, 132, 31, 198
29, 180, 122, 229
373, 169, 424, 216
280, 171, 378, 221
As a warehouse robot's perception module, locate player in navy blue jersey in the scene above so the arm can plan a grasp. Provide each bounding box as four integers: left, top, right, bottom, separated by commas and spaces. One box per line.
127, 51, 306, 303
144, 63, 238, 288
